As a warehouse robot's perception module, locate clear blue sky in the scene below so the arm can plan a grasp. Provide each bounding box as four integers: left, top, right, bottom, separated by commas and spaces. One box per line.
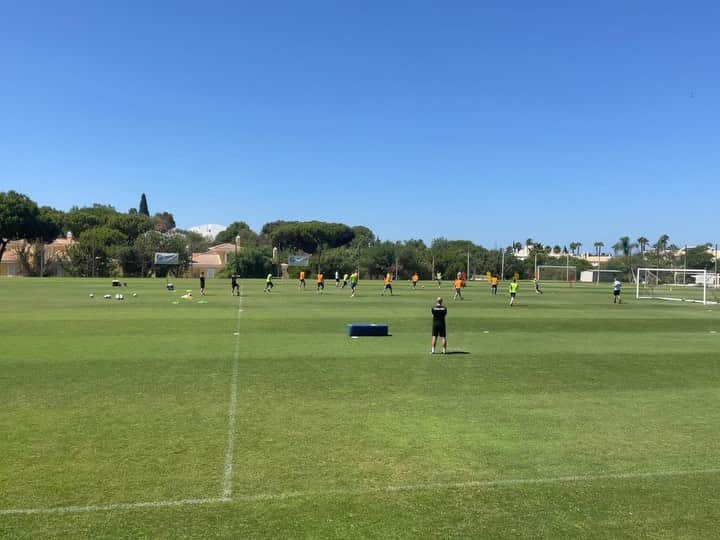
2, 1, 718, 251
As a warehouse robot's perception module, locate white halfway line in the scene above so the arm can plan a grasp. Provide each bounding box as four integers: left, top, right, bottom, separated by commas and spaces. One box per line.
0, 497, 229, 516
222, 289, 242, 499
3, 468, 719, 515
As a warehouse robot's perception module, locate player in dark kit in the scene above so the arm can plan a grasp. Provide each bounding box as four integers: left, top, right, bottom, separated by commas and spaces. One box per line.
199, 272, 206, 296
431, 297, 447, 354
231, 274, 239, 296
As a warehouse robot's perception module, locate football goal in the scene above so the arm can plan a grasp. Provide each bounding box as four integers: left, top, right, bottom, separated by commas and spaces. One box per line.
537, 265, 576, 282
635, 268, 717, 305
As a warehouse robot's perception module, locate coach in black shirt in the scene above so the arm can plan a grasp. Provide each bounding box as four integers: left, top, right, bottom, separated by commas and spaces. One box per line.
431, 297, 447, 354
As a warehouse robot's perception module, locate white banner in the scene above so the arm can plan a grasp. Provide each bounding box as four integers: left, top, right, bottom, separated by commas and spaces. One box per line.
288, 255, 310, 266
154, 252, 180, 265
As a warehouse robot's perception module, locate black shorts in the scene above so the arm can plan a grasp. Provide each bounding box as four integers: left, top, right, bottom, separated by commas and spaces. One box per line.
432, 322, 446, 337
317, 282, 324, 289
613, 289, 620, 296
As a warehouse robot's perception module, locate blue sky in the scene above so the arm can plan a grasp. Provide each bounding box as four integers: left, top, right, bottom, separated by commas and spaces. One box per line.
1, 1, 718, 251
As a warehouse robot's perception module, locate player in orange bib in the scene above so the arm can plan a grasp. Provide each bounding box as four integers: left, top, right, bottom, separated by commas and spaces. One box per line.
491, 275, 499, 295
298, 270, 306, 289
316, 272, 324, 294
382, 273, 393, 296
453, 276, 464, 300
411, 272, 420, 290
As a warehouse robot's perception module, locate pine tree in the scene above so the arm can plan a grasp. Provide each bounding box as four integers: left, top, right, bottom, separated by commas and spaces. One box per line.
139, 193, 149, 216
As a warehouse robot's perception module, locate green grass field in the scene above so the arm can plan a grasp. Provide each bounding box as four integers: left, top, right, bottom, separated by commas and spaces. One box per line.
2, 277, 719, 538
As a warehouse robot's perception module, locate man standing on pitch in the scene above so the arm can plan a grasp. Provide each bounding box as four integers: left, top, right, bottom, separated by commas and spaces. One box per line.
382, 272, 393, 296
200, 272, 206, 296
453, 274, 464, 300
613, 278, 622, 303
509, 277, 519, 306
431, 297, 447, 354
316, 271, 325, 294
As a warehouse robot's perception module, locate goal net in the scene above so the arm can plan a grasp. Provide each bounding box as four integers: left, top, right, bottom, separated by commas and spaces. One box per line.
635, 268, 717, 305
537, 265, 576, 282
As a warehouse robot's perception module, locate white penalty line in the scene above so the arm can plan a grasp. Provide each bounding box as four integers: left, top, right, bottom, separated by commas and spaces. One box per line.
236, 467, 720, 502
222, 288, 242, 499
4, 468, 719, 515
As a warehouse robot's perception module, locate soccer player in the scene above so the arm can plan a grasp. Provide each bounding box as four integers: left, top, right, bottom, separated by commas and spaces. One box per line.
231, 274, 239, 296
613, 278, 622, 303
534, 277, 543, 295
298, 270, 306, 289
431, 297, 447, 354
316, 272, 324, 294
199, 272, 206, 296
341, 273, 349, 289
436, 271, 443, 287
349, 271, 359, 297
335, 270, 340, 287
453, 275, 464, 300
411, 272, 420, 290
264, 273, 274, 292
382, 273, 393, 296
491, 274, 498, 295
509, 278, 519, 306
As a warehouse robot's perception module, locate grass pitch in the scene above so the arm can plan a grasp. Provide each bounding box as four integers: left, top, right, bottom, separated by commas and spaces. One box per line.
1, 277, 719, 538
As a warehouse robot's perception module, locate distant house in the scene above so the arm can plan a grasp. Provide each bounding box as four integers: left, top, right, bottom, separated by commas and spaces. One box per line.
0, 233, 76, 277
188, 243, 239, 278
0, 241, 21, 277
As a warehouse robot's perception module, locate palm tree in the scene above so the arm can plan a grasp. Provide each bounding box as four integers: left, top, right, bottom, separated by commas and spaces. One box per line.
513, 241, 522, 253
525, 238, 533, 248
593, 242, 605, 283
613, 236, 636, 261
569, 241, 581, 256
637, 236, 649, 258
654, 234, 670, 265
552, 245, 561, 255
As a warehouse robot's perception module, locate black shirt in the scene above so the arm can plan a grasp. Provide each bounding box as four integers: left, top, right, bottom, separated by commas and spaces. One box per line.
431, 305, 447, 323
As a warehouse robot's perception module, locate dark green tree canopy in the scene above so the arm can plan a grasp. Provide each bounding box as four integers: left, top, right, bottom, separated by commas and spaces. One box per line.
216, 221, 259, 246
267, 221, 355, 253
0, 191, 61, 264
139, 193, 149, 216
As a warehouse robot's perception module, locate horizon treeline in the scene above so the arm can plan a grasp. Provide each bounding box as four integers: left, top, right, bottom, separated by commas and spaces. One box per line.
1, 191, 715, 279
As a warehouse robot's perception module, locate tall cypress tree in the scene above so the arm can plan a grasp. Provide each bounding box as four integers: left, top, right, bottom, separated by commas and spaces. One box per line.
139, 193, 149, 216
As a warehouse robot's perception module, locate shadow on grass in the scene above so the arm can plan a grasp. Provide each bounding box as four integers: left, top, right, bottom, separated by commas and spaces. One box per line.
444, 351, 470, 355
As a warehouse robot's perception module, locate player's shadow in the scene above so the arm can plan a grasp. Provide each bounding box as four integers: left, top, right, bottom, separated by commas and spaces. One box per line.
445, 351, 470, 355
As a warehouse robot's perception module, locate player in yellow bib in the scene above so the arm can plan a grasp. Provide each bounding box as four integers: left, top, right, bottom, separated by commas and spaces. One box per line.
509, 278, 519, 306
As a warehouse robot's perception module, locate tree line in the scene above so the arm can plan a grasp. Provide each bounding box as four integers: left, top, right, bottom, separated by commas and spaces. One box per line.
1, 190, 716, 279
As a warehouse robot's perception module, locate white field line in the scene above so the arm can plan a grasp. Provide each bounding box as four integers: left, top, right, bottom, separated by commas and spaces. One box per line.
1, 290, 245, 517
0, 497, 229, 516
222, 289, 243, 498
4, 467, 719, 515
236, 467, 720, 502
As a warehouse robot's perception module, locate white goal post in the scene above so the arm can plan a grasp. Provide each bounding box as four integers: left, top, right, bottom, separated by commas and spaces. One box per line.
635, 267, 717, 305
537, 265, 577, 282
